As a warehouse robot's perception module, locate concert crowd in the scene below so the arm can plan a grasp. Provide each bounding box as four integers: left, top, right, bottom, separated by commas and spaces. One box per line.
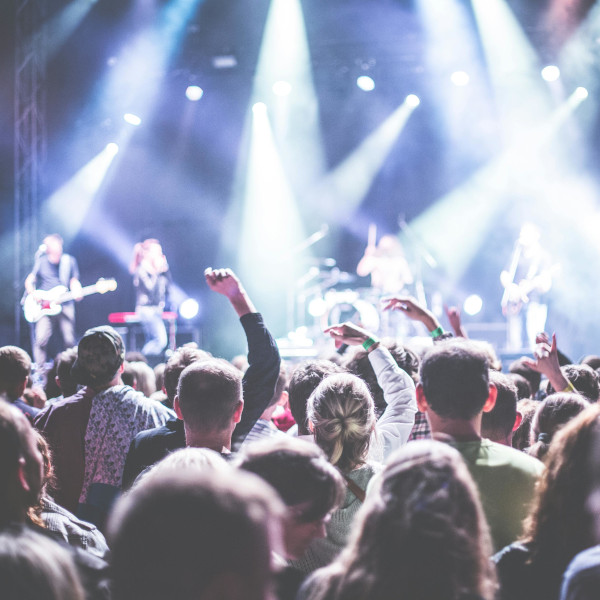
3, 261, 600, 600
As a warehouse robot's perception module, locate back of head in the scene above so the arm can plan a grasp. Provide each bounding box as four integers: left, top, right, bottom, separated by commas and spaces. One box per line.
507, 373, 532, 400
546, 364, 600, 402
512, 398, 538, 452
528, 393, 590, 461
176, 359, 242, 433
524, 404, 600, 575
343, 339, 419, 417
419, 340, 490, 420
55, 348, 78, 397
237, 437, 344, 519
509, 358, 542, 397
482, 371, 518, 443
0, 346, 31, 399
581, 355, 600, 371
164, 346, 212, 404
128, 361, 156, 397
288, 360, 346, 435
265, 362, 289, 411
308, 373, 375, 473
0, 526, 85, 600
326, 440, 495, 600
109, 469, 284, 600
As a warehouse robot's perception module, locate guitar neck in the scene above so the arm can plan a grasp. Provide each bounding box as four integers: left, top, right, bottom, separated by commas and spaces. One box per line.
58, 284, 101, 304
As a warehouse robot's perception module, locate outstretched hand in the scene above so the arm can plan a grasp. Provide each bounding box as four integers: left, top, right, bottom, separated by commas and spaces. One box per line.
324, 322, 376, 348
522, 333, 568, 392
381, 296, 440, 332
204, 267, 256, 317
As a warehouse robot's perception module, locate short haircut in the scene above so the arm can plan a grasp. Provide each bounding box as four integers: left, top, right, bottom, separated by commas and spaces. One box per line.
419, 341, 490, 420
507, 373, 532, 400
176, 359, 242, 433
546, 364, 600, 402
288, 360, 346, 435
509, 358, 542, 397
581, 355, 600, 371
264, 362, 288, 410
0, 346, 31, 399
109, 469, 284, 600
164, 347, 213, 403
55, 348, 78, 397
236, 437, 344, 521
481, 371, 518, 441
343, 339, 419, 417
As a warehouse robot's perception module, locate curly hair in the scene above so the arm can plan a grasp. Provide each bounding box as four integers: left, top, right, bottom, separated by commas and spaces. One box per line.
305, 441, 497, 600
307, 373, 376, 473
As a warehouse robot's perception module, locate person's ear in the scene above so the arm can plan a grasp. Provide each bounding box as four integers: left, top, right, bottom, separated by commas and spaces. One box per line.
416, 383, 429, 413
233, 401, 244, 424
174, 396, 184, 420
482, 383, 497, 413
512, 410, 523, 432
17, 457, 31, 493
16, 377, 27, 399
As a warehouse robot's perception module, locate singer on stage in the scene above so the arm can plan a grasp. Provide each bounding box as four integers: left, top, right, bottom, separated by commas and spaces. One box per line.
24, 233, 83, 370
129, 238, 171, 358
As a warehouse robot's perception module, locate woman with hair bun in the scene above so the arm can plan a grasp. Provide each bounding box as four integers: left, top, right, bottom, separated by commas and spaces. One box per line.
298, 440, 498, 600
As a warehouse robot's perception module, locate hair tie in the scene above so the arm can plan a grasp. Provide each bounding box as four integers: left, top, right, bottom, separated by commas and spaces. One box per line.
537, 432, 550, 443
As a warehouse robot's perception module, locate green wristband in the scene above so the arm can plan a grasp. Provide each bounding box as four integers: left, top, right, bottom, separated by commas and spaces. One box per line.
362, 337, 379, 351
430, 326, 444, 338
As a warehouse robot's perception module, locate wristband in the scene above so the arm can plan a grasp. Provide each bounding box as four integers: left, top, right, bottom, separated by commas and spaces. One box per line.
362, 337, 379, 351
562, 380, 577, 394
430, 326, 444, 338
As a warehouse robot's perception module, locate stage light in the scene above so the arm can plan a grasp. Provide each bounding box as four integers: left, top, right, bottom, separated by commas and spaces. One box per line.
575, 86, 589, 100
463, 294, 483, 316
252, 102, 268, 115
541, 65, 560, 82
356, 76, 375, 92
272, 80, 292, 96
179, 298, 199, 320
405, 94, 420, 107
185, 85, 204, 101
451, 71, 470, 86
105, 142, 119, 156
123, 113, 142, 126
308, 297, 328, 317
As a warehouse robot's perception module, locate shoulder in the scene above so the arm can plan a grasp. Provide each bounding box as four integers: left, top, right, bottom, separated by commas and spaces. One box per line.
481, 439, 545, 475
35, 389, 92, 427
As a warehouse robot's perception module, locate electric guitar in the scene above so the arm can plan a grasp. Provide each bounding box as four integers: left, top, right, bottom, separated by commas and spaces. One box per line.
23, 278, 118, 323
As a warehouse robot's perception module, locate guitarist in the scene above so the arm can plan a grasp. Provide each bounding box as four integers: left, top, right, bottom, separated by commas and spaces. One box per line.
24, 234, 83, 370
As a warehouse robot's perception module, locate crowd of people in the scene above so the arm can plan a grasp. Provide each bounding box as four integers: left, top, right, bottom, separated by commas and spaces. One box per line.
3, 265, 600, 600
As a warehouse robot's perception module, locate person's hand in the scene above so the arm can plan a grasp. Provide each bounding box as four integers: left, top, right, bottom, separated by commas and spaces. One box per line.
70, 281, 84, 301
535, 331, 550, 345
381, 296, 440, 332
324, 322, 377, 349
204, 268, 244, 299
445, 305, 467, 338
522, 333, 569, 392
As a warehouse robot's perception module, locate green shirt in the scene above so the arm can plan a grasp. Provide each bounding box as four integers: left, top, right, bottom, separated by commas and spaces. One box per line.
450, 439, 544, 552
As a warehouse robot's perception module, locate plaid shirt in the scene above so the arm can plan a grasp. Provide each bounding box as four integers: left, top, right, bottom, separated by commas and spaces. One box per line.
409, 410, 431, 440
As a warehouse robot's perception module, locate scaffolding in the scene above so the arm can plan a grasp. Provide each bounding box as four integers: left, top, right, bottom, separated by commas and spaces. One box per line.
14, 0, 46, 342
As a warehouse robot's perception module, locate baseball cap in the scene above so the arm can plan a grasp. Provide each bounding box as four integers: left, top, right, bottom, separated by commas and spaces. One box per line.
71, 326, 125, 386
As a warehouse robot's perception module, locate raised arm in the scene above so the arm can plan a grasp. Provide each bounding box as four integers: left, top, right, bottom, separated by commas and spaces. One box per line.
382, 296, 448, 339
522, 333, 572, 394
204, 268, 279, 443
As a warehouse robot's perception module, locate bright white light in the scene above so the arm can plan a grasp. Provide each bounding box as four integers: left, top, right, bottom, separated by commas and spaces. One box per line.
186, 85, 204, 101
541, 65, 560, 82
405, 94, 421, 107
451, 71, 470, 86
575, 86, 589, 100
272, 80, 292, 96
252, 102, 268, 115
105, 143, 119, 156
463, 294, 483, 316
356, 75, 375, 91
308, 297, 328, 317
179, 298, 199, 320
123, 113, 142, 126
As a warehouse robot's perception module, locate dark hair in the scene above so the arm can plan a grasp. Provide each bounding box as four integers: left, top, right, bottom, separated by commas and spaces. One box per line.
288, 360, 346, 435
419, 341, 490, 420
481, 371, 518, 442
55, 348, 78, 397
528, 393, 589, 461
125, 351, 148, 364
509, 358, 542, 397
308, 373, 375, 473
164, 347, 213, 403
512, 398, 538, 452
306, 441, 497, 600
343, 339, 419, 417
521, 405, 600, 596
176, 359, 242, 433
0, 346, 31, 399
546, 365, 600, 402
507, 373, 532, 400
265, 362, 289, 410
108, 469, 284, 600
581, 355, 600, 371
237, 437, 344, 521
